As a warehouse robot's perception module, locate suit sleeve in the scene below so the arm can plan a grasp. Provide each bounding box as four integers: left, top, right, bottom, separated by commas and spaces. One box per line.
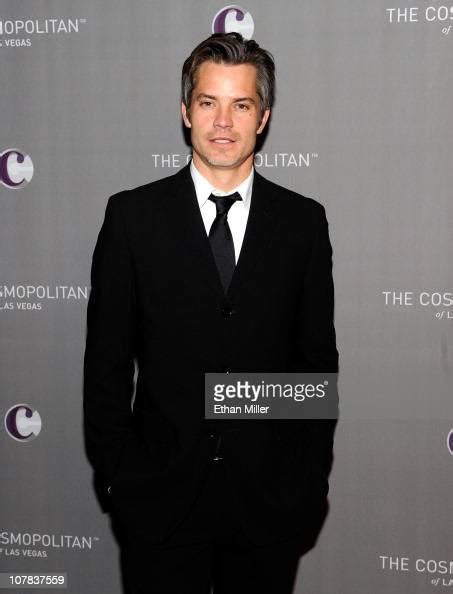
83, 194, 136, 485
295, 203, 338, 375
293, 203, 339, 494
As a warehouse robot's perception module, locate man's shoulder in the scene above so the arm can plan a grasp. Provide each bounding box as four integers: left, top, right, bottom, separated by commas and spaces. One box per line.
255, 171, 326, 218
106, 167, 186, 211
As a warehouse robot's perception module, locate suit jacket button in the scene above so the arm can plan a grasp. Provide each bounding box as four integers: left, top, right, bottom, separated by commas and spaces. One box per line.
220, 306, 235, 317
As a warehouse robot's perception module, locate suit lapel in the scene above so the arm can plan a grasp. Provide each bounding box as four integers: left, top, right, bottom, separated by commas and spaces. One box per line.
167, 164, 226, 300
227, 170, 281, 300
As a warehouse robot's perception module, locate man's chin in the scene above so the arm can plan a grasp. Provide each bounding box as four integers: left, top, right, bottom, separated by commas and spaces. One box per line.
202, 154, 247, 170
206, 159, 241, 169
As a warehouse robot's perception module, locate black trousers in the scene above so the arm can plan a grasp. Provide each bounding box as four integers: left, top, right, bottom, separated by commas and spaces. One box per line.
118, 459, 302, 594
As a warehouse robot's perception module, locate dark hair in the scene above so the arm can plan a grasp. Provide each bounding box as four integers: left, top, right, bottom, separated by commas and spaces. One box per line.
181, 33, 275, 118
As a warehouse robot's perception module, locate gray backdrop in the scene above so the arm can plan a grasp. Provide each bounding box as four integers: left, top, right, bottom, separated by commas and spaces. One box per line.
1, 1, 452, 592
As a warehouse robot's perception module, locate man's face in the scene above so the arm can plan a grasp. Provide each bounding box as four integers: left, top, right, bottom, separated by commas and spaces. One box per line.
181, 61, 270, 173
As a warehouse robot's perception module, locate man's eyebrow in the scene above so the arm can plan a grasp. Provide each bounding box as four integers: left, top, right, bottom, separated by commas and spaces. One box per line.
195, 93, 217, 101
233, 97, 256, 104
195, 93, 256, 104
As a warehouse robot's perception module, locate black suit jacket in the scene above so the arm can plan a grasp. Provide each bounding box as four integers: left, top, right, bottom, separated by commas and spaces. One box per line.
83, 163, 339, 546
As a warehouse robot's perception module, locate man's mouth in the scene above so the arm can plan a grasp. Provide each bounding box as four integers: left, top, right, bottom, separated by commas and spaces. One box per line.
210, 138, 235, 144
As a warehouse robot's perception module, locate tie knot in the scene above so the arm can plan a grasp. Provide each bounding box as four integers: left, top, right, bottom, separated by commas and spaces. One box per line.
208, 192, 242, 215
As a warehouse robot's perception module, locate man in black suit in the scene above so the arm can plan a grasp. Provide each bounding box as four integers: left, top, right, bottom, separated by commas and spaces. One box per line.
84, 32, 338, 594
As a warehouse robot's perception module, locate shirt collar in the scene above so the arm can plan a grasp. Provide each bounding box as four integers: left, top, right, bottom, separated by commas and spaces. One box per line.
190, 160, 254, 210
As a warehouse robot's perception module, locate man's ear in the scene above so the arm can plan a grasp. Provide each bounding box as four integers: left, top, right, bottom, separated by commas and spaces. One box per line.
181, 102, 191, 128
257, 108, 271, 134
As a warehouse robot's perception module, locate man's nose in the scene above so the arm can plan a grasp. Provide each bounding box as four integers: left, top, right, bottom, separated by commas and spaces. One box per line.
213, 106, 233, 128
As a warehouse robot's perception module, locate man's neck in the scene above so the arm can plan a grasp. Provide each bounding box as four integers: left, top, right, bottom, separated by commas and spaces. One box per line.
191, 154, 254, 193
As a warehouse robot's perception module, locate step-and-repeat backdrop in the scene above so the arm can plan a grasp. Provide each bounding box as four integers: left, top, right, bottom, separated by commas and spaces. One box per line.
1, 2, 452, 592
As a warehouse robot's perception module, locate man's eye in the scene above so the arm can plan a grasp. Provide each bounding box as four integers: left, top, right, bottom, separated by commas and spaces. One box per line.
236, 103, 250, 111
200, 101, 213, 107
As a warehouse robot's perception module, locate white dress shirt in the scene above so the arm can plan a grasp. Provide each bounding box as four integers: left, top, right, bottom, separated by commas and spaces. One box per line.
190, 160, 253, 264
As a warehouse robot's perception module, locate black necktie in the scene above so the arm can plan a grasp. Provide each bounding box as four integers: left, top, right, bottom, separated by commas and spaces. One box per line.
208, 192, 242, 292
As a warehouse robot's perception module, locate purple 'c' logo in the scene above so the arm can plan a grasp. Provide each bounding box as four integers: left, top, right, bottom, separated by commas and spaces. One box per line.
212, 5, 255, 39
448, 429, 453, 455
4, 404, 42, 442
0, 148, 34, 189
